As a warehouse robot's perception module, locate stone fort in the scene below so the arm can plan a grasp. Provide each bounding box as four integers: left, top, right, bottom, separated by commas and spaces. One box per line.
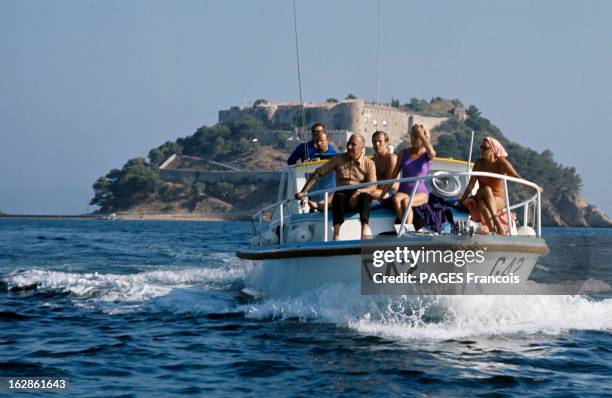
218, 98, 465, 148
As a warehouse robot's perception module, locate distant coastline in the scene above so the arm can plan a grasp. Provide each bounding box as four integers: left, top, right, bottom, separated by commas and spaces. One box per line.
0, 214, 99, 220
110, 213, 239, 221
0, 212, 245, 222
1, 213, 611, 226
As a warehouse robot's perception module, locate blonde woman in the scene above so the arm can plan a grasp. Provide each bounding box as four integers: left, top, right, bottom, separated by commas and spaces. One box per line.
380, 124, 436, 226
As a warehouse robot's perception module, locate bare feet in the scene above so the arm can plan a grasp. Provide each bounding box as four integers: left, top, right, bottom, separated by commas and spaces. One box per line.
492, 216, 505, 235
361, 224, 372, 238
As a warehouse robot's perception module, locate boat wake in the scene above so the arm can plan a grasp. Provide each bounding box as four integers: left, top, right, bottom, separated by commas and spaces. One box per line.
3, 263, 247, 314
243, 282, 612, 340
4, 262, 612, 338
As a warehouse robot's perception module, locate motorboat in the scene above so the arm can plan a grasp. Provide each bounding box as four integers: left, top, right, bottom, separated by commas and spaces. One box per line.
236, 156, 549, 298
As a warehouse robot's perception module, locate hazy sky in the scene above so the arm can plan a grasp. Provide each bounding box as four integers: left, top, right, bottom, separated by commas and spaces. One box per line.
1, 0, 610, 215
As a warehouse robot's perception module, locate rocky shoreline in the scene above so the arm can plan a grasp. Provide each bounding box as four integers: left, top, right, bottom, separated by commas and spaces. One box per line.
543, 192, 612, 227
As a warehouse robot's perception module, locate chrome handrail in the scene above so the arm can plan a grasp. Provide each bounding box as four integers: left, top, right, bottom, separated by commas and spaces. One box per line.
252, 171, 543, 244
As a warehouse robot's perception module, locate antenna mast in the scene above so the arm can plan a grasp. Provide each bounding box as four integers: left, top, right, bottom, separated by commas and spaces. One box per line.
292, 0, 307, 143
376, 0, 381, 104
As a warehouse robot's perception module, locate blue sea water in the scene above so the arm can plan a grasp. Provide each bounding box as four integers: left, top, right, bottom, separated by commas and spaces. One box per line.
1, 220, 611, 397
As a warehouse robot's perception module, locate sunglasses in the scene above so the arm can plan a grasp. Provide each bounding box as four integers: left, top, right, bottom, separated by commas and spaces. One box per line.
480, 145, 491, 150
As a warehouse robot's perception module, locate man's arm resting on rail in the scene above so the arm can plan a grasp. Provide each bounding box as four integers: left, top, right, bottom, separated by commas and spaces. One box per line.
295, 172, 321, 199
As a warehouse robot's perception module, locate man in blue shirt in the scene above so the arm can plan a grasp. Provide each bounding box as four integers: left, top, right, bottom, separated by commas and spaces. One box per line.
287, 123, 337, 211
287, 123, 337, 165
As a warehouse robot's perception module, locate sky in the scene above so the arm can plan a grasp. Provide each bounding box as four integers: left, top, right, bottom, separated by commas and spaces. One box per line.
1, 0, 610, 215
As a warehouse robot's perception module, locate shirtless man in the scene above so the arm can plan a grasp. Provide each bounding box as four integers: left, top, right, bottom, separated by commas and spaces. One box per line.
368, 131, 398, 201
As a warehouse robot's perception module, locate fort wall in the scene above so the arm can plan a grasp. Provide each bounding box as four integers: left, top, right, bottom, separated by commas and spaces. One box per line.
219, 99, 452, 147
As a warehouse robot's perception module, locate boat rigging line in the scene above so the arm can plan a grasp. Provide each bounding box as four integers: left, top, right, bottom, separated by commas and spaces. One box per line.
376, 0, 381, 104
467, 130, 475, 172
291, 0, 307, 149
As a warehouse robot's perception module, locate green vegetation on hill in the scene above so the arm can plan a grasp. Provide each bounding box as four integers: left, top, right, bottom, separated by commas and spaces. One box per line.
91, 117, 268, 212
401, 97, 463, 117
149, 117, 264, 167
91, 158, 161, 212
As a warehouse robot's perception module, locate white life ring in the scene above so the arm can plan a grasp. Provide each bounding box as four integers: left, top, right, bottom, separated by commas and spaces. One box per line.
431, 171, 462, 197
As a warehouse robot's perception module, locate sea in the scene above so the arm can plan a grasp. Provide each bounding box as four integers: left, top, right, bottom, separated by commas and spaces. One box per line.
1, 219, 611, 397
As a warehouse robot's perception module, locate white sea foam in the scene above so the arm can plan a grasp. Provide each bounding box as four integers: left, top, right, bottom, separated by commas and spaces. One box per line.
5, 265, 246, 304
351, 295, 612, 340
244, 282, 612, 340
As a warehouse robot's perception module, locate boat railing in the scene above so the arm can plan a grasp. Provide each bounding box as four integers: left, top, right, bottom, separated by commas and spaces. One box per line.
251, 171, 542, 246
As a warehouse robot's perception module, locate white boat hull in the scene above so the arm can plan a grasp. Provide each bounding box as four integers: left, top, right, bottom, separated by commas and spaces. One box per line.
238, 235, 548, 297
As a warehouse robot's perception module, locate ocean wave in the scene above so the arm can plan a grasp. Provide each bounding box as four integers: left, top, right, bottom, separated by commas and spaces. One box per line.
3, 265, 246, 305
243, 283, 612, 340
